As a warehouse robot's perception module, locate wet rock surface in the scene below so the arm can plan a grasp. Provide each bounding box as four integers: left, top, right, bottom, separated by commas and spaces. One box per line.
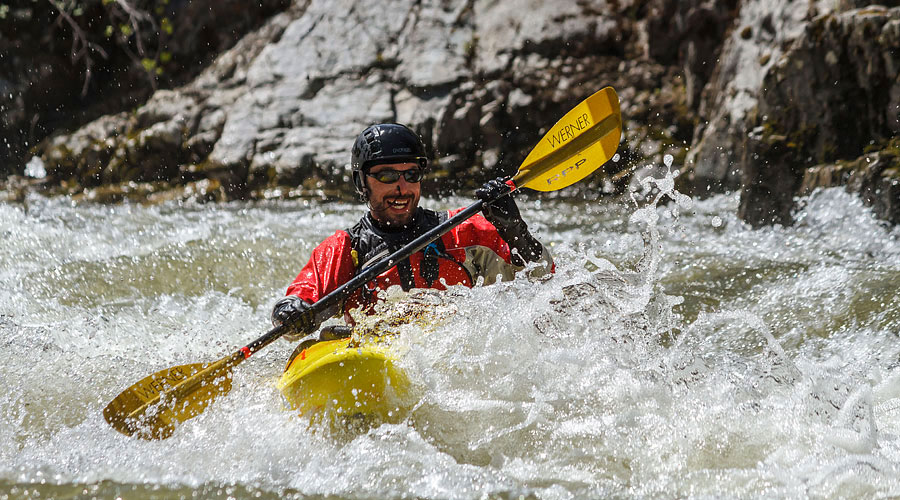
739, 5, 900, 226
2, 0, 898, 227
0, 0, 291, 179
800, 139, 900, 225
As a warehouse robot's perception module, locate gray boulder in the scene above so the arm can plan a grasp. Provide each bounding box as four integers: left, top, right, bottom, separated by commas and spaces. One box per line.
686, 0, 826, 194
739, 6, 900, 226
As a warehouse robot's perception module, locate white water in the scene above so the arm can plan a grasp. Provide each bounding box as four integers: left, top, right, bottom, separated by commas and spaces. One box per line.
2, 176, 899, 499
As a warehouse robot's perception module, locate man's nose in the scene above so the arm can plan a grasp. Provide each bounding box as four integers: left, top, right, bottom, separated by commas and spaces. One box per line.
394, 178, 412, 192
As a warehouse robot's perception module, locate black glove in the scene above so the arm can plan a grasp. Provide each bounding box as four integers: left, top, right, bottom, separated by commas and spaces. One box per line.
476, 177, 522, 232
476, 177, 544, 264
271, 295, 318, 339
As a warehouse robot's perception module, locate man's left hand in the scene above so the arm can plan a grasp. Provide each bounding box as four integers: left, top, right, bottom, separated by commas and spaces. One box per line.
476, 177, 543, 264
476, 177, 523, 234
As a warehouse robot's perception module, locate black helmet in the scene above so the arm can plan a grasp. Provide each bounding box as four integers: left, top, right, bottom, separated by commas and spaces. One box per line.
351, 123, 427, 196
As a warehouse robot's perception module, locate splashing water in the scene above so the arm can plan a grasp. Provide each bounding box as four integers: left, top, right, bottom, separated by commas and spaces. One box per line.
1, 166, 900, 498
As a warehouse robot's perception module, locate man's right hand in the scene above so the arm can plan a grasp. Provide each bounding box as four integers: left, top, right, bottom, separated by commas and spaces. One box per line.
476, 177, 544, 265
271, 295, 318, 340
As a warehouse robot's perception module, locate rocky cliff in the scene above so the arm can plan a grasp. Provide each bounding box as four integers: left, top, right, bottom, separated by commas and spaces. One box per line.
2, 0, 898, 226
0, 0, 289, 175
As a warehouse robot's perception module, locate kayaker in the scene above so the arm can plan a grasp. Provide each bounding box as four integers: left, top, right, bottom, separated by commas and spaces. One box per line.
272, 123, 553, 339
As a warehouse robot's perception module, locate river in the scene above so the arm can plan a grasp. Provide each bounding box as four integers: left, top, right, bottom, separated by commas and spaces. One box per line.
2, 172, 899, 499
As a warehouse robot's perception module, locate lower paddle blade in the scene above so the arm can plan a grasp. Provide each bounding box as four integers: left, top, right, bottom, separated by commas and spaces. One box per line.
103, 361, 234, 440
515, 87, 622, 192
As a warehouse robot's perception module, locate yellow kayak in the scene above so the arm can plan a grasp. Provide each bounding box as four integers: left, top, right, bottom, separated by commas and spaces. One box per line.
276, 333, 411, 423
277, 290, 458, 424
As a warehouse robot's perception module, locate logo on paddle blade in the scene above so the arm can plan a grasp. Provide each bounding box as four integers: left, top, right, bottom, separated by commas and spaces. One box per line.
546, 157, 587, 186
546, 113, 591, 148
134, 366, 189, 400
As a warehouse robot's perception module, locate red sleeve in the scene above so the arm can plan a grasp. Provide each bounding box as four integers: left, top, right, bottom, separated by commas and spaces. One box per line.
447, 208, 556, 274
285, 230, 357, 304
446, 208, 516, 264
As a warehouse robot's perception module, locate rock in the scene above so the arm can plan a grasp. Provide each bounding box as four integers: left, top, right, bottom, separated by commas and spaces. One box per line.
6, 0, 899, 229
30, 0, 651, 201
69, 177, 227, 205
146, 178, 228, 205
758, 7, 900, 161
41, 113, 129, 187
644, 0, 740, 109
687, 0, 827, 194
472, 0, 589, 74
803, 145, 900, 225
738, 127, 806, 227
851, 153, 900, 225
0, 176, 50, 203
799, 163, 855, 194
0, 0, 291, 178
739, 6, 900, 227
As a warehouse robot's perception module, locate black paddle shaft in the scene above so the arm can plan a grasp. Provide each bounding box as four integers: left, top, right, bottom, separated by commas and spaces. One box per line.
241, 197, 500, 357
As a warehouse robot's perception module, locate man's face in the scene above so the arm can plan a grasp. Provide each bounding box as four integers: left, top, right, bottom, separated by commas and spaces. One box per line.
366, 162, 422, 228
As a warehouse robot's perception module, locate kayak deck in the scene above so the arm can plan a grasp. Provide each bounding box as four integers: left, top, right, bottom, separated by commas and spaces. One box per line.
276, 335, 410, 423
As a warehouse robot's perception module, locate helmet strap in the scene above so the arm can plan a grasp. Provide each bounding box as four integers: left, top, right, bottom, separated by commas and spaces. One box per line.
359, 170, 371, 202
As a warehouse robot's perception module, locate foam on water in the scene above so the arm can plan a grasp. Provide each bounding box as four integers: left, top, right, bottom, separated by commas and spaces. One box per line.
2, 173, 900, 498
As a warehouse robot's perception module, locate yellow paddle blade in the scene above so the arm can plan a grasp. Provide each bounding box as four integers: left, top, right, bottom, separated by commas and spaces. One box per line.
103, 357, 238, 440
514, 87, 622, 191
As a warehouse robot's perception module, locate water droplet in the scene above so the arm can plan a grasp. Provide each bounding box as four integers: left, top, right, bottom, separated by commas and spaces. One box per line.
664, 154, 674, 168
711, 216, 723, 228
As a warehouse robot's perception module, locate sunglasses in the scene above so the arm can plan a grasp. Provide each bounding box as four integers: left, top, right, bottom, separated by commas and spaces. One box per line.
366, 168, 424, 184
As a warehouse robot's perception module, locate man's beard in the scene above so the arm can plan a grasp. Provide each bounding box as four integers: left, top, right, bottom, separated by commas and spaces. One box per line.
369, 194, 419, 228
